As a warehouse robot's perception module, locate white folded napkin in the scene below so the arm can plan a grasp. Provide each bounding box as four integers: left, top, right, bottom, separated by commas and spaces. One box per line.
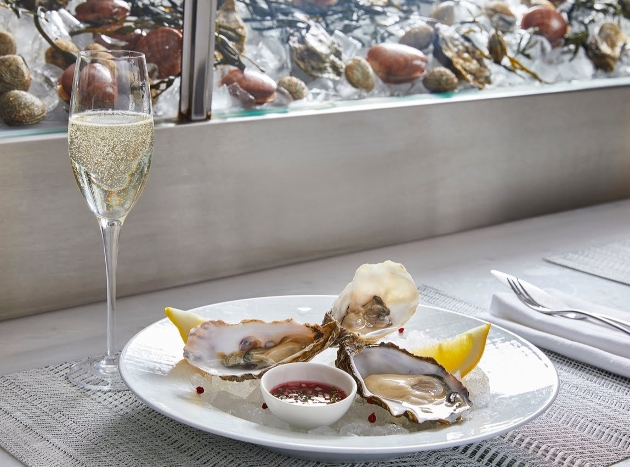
478, 290, 630, 379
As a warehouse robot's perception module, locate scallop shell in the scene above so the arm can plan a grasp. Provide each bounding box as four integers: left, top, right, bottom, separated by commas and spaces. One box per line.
336, 340, 472, 424
0, 31, 17, 56
326, 260, 419, 342
344, 57, 375, 92
0, 55, 31, 93
0, 91, 46, 126
184, 318, 339, 381
135, 27, 183, 79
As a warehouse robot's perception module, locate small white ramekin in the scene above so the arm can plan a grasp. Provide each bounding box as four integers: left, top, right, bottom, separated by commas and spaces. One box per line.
260, 362, 357, 429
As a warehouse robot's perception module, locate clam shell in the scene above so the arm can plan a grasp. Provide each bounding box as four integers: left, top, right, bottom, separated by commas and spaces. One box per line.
0, 55, 31, 93
0, 91, 46, 126
336, 340, 472, 424
422, 67, 458, 93
0, 31, 17, 56
277, 76, 308, 100
399, 23, 435, 51
184, 318, 339, 381
366, 43, 428, 84
344, 57, 375, 92
45, 39, 79, 70
328, 260, 419, 342
135, 27, 183, 79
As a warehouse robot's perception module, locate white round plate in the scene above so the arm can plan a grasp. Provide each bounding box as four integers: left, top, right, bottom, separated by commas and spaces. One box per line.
119, 295, 559, 463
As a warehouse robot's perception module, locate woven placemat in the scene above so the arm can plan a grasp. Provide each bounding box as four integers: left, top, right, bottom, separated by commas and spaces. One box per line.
544, 239, 630, 285
0, 286, 629, 467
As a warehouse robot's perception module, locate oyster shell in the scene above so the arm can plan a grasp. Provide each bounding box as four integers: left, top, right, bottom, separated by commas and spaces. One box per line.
326, 260, 419, 342
585, 22, 627, 72
288, 20, 344, 79
336, 340, 472, 424
184, 318, 339, 381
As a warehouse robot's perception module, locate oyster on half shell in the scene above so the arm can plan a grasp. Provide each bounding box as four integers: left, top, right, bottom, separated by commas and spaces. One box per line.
336, 340, 472, 424
184, 318, 338, 381
326, 260, 420, 342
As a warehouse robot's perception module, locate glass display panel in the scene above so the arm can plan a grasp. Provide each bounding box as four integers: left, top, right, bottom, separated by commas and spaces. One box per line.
210, 0, 630, 117
2, 0, 630, 135
0, 0, 183, 137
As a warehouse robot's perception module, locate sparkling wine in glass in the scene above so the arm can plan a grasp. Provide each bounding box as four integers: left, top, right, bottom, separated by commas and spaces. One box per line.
67, 50, 154, 391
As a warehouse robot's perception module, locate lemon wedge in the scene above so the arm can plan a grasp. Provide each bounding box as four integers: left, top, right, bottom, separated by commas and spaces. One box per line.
164, 307, 207, 343
411, 323, 491, 377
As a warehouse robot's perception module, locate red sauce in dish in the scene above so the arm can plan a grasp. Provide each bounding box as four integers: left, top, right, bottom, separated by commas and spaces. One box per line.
270, 381, 348, 405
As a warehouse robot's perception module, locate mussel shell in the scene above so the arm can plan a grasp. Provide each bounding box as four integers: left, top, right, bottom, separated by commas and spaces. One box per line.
335, 340, 472, 424
344, 57, 376, 92
135, 27, 183, 79
0, 31, 17, 56
422, 67, 458, 93
220, 68, 277, 105
0, 55, 31, 93
0, 90, 46, 126
74, 0, 131, 25
277, 76, 308, 100
521, 6, 568, 47
366, 43, 428, 84
487, 29, 508, 64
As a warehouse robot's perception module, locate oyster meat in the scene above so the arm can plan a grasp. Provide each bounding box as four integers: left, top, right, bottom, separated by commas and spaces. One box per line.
327, 260, 419, 342
184, 318, 338, 380
336, 340, 472, 424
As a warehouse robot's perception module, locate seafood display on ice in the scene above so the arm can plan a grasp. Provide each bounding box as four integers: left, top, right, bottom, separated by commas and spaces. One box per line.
166, 260, 490, 432
2, 0, 630, 124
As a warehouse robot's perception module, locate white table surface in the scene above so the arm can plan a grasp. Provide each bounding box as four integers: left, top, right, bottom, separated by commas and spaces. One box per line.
2, 199, 630, 466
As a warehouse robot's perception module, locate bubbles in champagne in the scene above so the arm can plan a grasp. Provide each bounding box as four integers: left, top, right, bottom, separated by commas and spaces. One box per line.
68, 111, 154, 219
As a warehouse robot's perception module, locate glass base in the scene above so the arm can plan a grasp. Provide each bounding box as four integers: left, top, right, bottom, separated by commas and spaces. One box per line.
67, 355, 127, 391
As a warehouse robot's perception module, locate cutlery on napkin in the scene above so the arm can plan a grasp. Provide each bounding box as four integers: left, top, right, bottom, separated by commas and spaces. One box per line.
479, 272, 630, 379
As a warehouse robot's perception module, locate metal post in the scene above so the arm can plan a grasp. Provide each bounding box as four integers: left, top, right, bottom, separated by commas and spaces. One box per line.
180, 0, 217, 120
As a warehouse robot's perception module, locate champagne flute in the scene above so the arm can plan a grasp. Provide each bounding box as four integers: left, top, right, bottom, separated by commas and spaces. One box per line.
67, 50, 154, 391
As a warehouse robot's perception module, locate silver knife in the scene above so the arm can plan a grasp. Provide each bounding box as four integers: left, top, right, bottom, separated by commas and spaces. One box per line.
491, 270, 630, 331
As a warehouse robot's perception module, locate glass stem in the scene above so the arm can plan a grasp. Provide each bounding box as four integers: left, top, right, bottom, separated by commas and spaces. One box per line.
99, 217, 123, 362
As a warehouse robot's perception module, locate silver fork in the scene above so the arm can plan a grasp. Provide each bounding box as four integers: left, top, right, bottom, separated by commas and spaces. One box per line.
507, 278, 630, 337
